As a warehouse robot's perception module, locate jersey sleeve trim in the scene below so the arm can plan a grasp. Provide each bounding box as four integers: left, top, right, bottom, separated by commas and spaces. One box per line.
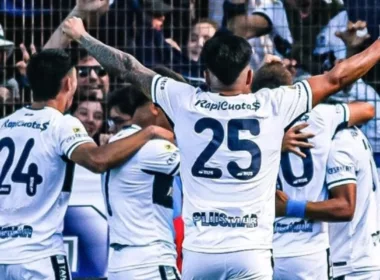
169, 163, 180, 176
151, 74, 163, 105
327, 178, 357, 189
299, 80, 312, 113
66, 139, 94, 159
333, 103, 350, 137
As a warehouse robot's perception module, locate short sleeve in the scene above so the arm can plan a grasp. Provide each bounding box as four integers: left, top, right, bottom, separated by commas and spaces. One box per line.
272, 80, 313, 128
139, 139, 180, 176
319, 103, 350, 137
326, 138, 357, 190
151, 75, 196, 124
57, 115, 94, 159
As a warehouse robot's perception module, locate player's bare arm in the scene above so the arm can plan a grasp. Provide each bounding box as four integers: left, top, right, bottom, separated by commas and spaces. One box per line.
346, 102, 375, 126
70, 125, 174, 173
308, 38, 380, 107
62, 17, 156, 95
44, 0, 109, 49
276, 184, 356, 222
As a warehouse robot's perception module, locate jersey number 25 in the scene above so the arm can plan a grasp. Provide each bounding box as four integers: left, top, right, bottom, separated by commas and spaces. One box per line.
192, 118, 261, 181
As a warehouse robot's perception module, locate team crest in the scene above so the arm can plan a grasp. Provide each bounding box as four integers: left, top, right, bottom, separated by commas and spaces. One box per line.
164, 143, 175, 151
72, 127, 81, 133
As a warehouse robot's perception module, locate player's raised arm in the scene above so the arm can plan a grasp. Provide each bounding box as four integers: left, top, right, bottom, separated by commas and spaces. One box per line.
44, 0, 109, 49
62, 17, 156, 96
308, 38, 380, 107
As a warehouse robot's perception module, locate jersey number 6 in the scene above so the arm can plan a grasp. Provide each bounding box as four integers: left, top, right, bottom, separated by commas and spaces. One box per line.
191, 118, 261, 181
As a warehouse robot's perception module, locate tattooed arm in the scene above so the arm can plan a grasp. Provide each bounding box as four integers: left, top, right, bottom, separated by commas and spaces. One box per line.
62, 16, 156, 95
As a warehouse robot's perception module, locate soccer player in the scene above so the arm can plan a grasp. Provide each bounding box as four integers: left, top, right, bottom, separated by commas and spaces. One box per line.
253, 62, 375, 280
103, 85, 181, 280
0, 49, 172, 279
63, 17, 380, 279
277, 126, 380, 279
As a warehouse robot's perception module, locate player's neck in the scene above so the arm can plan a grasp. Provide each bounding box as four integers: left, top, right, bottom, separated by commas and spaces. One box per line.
211, 87, 251, 96
30, 100, 65, 114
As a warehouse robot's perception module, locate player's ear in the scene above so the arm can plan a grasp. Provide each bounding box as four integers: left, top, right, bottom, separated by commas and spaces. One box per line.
204, 70, 211, 86
246, 69, 254, 87
61, 75, 70, 93
150, 103, 159, 116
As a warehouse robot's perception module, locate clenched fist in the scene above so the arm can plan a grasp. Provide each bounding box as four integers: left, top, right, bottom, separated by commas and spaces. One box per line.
62, 17, 87, 41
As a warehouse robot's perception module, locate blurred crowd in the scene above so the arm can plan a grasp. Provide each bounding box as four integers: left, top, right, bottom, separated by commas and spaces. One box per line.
0, 0, 380, 158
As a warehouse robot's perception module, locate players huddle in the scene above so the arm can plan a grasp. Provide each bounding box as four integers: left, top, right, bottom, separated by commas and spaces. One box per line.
0, 16, 379, 280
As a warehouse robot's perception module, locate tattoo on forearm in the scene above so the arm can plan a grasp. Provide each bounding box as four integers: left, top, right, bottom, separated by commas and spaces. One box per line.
78, 33, 155, 95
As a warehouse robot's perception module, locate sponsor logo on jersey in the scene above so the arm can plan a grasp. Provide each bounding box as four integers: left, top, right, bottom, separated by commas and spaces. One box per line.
192, 212, 258, 228
274, 220, 314, 233
63, 133, 90, 144
1, 119, 50, 131
327, 165, 352, 175
167, 152, 179, 165
72, 127, 81, 133
160, 77, 168, 90
0, 225, 33, 238
300, 114, 309, 122
194, 99, 261, 112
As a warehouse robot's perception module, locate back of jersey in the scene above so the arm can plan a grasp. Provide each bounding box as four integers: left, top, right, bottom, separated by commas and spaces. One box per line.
274, 103, 349, 257
151, 75, 312, 253
326, 127, 380, 276
103, 125, 180, 271
0, 107, 93, 263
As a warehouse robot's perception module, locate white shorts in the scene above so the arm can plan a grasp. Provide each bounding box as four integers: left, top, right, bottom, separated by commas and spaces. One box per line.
108, 265, 181, 280
333, 270, 380, 280
0, 255, 71, 280
182, 249, 273, 280
274, 250, 331, 280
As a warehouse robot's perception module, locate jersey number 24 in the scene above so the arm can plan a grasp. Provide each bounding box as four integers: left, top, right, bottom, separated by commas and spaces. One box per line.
0, 137, 43, 196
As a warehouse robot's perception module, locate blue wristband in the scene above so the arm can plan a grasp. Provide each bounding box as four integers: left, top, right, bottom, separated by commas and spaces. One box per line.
285, 200, 307, 218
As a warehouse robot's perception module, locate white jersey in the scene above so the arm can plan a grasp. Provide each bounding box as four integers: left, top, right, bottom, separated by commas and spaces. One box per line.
0, 106, 93, 264
102, 125, 180, 272
151, 75, 312, 253
274, 103, 350, 257
326, 127, 380, 277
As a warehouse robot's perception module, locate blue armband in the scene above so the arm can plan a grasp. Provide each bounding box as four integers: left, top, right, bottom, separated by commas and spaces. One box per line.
285, 200, 307, 218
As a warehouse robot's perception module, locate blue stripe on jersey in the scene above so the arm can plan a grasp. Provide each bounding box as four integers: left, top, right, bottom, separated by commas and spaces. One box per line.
169, 163, 180, 176
152, 76, 162, 104
61, 158, 75, 193
300, 80, 311, 112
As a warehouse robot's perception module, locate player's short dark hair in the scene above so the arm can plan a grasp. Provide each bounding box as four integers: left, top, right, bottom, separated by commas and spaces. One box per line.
201, 34, 252, 86
251, 62, 293, 92
107, 85, 151, 116
27, 49, 75, 102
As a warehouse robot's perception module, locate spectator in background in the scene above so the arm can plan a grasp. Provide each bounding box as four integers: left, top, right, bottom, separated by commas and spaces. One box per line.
224, 0, 348, 76
76, 51, 110, 99
0, 24, 19, 101
71, 95, 106, 145
185, 19, 218, 62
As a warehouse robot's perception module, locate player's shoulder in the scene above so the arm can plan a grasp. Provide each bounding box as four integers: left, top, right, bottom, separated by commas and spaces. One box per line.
332, 127, 360, 149
142, 138, 178, 155
154, 75, 196, 92
109, 125, 141, 143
